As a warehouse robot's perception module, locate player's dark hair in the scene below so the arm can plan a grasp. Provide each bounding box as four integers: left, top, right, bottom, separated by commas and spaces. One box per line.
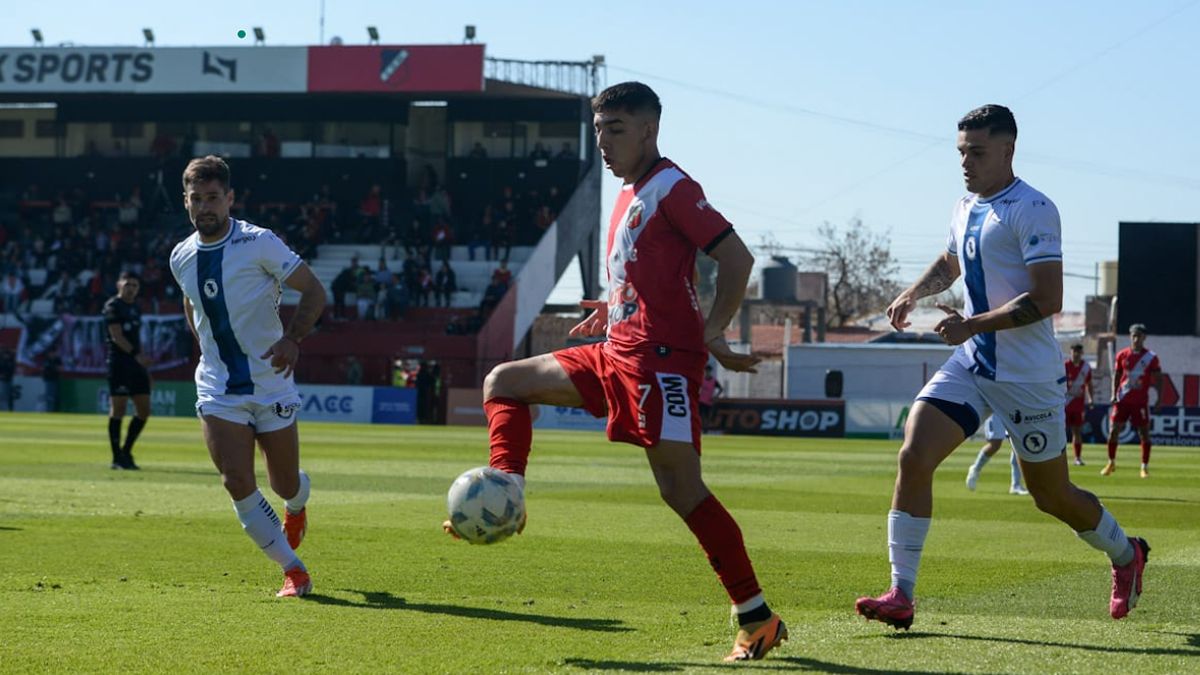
592, 81, 662, 118
1129, 323, 1147, 335
1071, 343, 1083, 351
958, 104, 1018, 138
182, 155, 231, 192
118, 270, 141, 282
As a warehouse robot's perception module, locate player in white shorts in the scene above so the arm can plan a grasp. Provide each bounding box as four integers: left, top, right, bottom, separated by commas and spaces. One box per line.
964, 414, 1026, 495
170, 155, 328, 598
854, 105, 1149, 630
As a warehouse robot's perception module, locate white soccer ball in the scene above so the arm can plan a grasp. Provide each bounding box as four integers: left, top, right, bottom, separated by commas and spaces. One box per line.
446, 466, 525, 545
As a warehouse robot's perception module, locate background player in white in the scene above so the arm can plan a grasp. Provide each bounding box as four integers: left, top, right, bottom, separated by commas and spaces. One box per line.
964, 415, 1027, 495
854, 105, 1149, 630
170, 156, 327, 598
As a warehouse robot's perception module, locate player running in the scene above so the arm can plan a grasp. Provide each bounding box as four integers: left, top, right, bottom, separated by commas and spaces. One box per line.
443, 82, 786, 662
964, 415, 1027, 495
170, 156, 326, 598
1065, 343, 1093, 466
1103, 324, 1161, 478
855, 105, 1149, 630
103, 270, 152, 470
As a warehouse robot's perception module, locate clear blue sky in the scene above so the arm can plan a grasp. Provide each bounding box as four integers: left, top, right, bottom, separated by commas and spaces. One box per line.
4, 0, 1198, 313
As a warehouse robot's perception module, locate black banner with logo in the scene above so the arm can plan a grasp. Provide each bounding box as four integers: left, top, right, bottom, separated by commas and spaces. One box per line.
1081, 405, 1200, 447
707, 399, 845, 438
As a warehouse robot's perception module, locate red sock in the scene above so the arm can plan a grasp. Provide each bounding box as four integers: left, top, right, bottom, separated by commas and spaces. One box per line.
485, 397, 532, 476
1073, 438, 1082, 460
1107, 439, 1118, 461
684, 495, 761, 604
1140, 439, 1151, 465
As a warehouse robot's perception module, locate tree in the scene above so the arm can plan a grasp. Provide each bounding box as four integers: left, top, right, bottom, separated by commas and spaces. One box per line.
808, 218, 901, 327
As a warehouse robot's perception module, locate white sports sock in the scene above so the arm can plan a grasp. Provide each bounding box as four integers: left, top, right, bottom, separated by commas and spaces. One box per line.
733, 593, 765, 614
888, 509, 931, 598
1077, 509, 1134, 566
233, 491, 303, 571
1009, 452, 1023, 489
972, 449, 991, 472
284, 469, 310, 515
507, 472, 526, 491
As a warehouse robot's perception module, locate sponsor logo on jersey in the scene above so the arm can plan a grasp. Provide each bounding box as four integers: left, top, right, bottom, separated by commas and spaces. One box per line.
965, 238, 977, 260
202, 278, 219, 298
1010, 408, 1055, 425
231, 233, 259, 245
274, 400, 300, 419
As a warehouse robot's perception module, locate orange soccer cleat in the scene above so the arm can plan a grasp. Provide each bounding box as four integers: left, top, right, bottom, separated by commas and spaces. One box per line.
276, 567, 312, 598
724, 612, 788, 662
283, 507, 307, 550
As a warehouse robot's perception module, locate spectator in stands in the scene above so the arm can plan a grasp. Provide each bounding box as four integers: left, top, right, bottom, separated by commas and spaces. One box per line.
491, 260, 513, 289
401, 217, 425, 257
429, 184, 452, 224
385, 272, 409, 320
480, 276, 507, 317
356, 269, 377, 320
344, 355, 363, 386
535, 204, 556, 233
257, 127, 281, 158
468, 142, 488, 159
490, 216, 513, 263
556, 142, 575, 159
41, 349, 61, 412
0, 347, 14, 411
118, 187, 142, 226
529, 142, 551, 160
430, 218, 453, 263
1, 271, 25, 313
52, 195, 73, 227
434, 260, 457, 308
416, 265, 434, 307
359, 183, 382, 224
151, 131, 177, 159
331, 258, 359, 320
547, 185, 565, 212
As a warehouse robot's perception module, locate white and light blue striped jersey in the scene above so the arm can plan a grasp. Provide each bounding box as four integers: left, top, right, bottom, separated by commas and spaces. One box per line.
944, 178, 1063, 383
170, 218, 302, 399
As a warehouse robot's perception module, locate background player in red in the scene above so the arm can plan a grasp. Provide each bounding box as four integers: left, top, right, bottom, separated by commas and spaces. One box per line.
444, 82, 786, 662
1104, 324, 1161, 478
1064, 343, 1093, 466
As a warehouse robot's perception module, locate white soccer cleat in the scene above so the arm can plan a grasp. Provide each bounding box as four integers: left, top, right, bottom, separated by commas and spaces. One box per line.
1009, 485, 1029, 496
965, 466, 980, 491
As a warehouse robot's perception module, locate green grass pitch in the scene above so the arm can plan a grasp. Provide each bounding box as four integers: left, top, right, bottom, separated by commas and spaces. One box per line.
1, 412, 1197, 673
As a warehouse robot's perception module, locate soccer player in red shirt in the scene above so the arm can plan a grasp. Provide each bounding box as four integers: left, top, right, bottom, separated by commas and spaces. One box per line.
1064, 343, 1093, 465
1104, 324, 1161, 478
444, 82, 785, 662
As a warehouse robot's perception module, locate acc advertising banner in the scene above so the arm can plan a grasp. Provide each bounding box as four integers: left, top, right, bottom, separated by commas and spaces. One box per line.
0, 47, 308, 93
295, 385, 416, 425
1082, 405, 1200, 447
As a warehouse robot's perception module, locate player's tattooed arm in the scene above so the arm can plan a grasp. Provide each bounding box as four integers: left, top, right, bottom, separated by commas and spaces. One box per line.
283, 263, 327, 342
962, 261, 1062, 336
908, 253, 960, 299
1005, 295, 1044, 327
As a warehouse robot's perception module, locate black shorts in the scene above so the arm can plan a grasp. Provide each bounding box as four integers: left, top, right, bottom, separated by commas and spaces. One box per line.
108, 359, 151, 397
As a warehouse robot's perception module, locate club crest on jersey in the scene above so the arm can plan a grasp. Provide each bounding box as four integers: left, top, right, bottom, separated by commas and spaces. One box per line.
625, 202, 645, 230
203, 279, 219, 299
274, 401, 300, 419
965, 238, 977, 260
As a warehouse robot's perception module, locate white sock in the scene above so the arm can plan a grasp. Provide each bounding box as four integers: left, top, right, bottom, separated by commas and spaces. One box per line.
507, 472, 526, 491
888, 509, 930, 599
1009, 452, 1023, 489
1077, 509, 1134, 566
733, 594, 765, 614
284, 469, 310, 515
233, 490, 303, 571
972, 450, 991, 471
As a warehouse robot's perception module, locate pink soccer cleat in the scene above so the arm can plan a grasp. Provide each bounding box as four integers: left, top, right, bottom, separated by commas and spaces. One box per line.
276, 567, 312, 598
1110, 537, 1150, 619
855, 587, 915, 630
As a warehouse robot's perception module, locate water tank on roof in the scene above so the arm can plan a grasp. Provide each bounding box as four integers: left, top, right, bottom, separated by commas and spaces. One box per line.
760, 256, 797, 302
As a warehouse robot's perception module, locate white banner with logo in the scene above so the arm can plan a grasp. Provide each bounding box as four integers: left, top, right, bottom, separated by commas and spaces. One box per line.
0, 47, 308, 93
295, 384, 375, 424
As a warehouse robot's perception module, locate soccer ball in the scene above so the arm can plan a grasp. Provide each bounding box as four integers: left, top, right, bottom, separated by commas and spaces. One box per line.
446, 467, 525, 545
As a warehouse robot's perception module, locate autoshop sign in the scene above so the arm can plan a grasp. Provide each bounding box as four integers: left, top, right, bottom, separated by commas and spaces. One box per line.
0, 47, 308, 93
708, 399, 845, 438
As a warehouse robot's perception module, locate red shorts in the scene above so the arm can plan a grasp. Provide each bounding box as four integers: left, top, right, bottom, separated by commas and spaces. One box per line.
553, 342, 704, 451
1110, 400, 1149, 428
1065, 398, 1086, 426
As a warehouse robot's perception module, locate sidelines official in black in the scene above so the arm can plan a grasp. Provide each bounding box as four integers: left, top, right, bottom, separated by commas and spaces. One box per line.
104, 271, 152, 470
